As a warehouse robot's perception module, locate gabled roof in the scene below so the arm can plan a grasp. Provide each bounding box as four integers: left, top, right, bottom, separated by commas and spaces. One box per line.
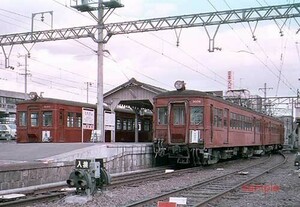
104, 78, 167, 98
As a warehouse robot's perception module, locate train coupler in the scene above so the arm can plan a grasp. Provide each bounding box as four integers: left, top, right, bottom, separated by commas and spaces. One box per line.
153, 138, 166, 158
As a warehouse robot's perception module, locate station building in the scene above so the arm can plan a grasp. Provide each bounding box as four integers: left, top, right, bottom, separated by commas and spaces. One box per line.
0, 89, 28, 124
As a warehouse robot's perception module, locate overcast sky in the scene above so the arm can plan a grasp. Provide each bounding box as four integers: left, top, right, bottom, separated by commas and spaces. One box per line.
0, 0, 300, 104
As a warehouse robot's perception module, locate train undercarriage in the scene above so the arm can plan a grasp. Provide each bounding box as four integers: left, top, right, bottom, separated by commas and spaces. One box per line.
154, 139, 282, 166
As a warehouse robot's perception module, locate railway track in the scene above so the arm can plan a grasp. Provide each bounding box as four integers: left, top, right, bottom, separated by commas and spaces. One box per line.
0, 166, 199, 206
124, 153, 286, 207
108, 166, 201, 188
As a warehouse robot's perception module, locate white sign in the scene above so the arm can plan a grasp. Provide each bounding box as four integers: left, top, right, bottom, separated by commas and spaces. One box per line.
105, 112, 115, 131
82, 108, 95, 130
42, 131, 51, 142
190, 130, 200, 143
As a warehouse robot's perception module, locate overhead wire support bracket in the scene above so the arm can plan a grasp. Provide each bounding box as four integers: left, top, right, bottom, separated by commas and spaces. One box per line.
1, 45, 13, 68
174, 28, 183, 47
273, 18, 288, 36
247, 21, 258, 41
204, 24, 221, 52
21, 43, 35, 58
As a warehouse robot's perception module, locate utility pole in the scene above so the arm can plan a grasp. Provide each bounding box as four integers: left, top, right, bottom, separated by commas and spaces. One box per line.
85, 82, 93, 103
71, 0, 123, 142
259, 83, 273, 113
97, 0, 104, 142
18, 54, 30, 100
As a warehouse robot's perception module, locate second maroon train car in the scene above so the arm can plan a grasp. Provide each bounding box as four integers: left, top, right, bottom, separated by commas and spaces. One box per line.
153, 81, 284, 165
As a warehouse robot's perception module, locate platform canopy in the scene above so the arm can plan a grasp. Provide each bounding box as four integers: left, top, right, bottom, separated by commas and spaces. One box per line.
103, 78, 167, 111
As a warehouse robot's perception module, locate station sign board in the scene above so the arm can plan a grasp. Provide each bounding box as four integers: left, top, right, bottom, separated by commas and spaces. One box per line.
75, 159, 91, 169
105, 112, 115, 131
82, 107, 95, 130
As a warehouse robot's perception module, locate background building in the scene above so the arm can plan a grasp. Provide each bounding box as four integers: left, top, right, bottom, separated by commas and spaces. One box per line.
0, 89, 28, 124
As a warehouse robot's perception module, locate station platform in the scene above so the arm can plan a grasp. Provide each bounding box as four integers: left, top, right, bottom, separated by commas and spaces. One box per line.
0, 141, 154, 191
0, 141, 152, 164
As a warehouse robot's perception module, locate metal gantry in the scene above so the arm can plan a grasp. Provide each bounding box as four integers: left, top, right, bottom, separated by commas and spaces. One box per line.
1, 2, 300, 141
1, 3, 300, 46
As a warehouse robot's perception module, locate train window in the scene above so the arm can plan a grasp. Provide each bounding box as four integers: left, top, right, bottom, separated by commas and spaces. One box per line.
213, 108, 222, 127
255, 120, 261, 132
67, 112, 82, 128
76, 113, 82, 127
173, 105, 185, 125
123, 120, 127, 130
157, 107, 168, 125
230, 113, 234, 128
190, 106, 203, 125
19, 112, 27, 127
67, 113, 73, 127
42, 111, 53, 127
223, 109, 228, 127
133, 120, 142, 131
127, 119, 133, 131
144, 120, 150, 131
138, 120, 142, 131
241, 115, 245, 130
236, 114, 241, 130
116, 119, 122, 130
30, 112, 39, 127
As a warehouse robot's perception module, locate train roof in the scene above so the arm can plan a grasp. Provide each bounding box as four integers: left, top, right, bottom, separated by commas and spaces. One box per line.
16, 97, 98, 109
154, 89, 217, 99
16, 97, 152, 115
154, 89, 283, 123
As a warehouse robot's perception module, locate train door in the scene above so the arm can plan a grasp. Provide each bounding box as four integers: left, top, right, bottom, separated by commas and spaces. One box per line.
210, 104, 213, 143
27, 106, 41, 142
169, 102, 187, 144
224, 108, 229, 143
253, 117, 256, 144
261, 119, 266, 145
58, 109, 65, 142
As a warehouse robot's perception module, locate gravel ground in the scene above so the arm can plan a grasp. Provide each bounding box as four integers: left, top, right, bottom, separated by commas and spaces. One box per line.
209, 152, 300, 207
32, 152, 299, 207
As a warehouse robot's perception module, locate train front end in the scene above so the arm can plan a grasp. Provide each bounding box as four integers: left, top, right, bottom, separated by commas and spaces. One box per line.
153, 81, 206, 165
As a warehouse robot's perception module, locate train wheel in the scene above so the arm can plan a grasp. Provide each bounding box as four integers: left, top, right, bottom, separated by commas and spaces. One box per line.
190, 149, 201, 166
207, 150, 220, 165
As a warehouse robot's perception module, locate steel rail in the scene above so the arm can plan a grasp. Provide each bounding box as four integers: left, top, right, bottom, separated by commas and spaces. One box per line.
124, 154, 286, 207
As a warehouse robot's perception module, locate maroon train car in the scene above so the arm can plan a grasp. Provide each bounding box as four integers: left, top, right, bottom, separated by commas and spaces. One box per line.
16, 98, 96, 143
16, 97, 153, 143
153, 81, 284, 165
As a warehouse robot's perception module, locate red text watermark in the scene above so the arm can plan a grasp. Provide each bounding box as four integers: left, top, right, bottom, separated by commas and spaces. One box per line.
241, 184, 280, 193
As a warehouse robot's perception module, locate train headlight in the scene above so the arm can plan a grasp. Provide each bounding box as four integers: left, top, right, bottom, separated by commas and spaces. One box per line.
174, 80, 185, 91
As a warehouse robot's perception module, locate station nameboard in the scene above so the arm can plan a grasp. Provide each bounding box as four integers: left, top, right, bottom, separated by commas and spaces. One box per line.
105, 112, 115, 131
82, 108, 95, 130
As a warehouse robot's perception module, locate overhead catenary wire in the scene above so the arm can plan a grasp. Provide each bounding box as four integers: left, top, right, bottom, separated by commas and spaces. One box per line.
125, 35, 227, 88
255, 0, 298, 95
208, 0, 298, 94
112, 10, 228, 87
1, 0, 298, 98
104, 51, 174, 90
